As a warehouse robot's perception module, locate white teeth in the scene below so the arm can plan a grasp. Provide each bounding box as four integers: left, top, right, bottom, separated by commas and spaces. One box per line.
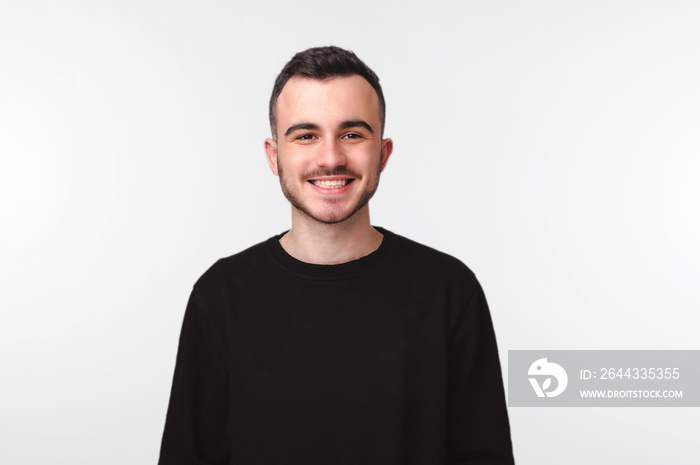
312, 179, 348, 188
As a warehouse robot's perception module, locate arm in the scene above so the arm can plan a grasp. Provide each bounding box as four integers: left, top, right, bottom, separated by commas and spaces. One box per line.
446, 280, 515, 465
158, 284, 230, 465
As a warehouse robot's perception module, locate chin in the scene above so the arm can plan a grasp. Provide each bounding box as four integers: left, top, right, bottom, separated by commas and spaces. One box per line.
296, 201, 367, 225
303, 210, 356, 225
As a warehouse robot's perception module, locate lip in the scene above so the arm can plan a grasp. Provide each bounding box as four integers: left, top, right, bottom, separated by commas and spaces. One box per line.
307, 176, 355, 181
307, 178, 355, 195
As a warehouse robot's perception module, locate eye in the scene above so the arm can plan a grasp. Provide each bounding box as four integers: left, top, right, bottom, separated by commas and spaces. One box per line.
296, 134, 315, 140
342, 133, 363, 140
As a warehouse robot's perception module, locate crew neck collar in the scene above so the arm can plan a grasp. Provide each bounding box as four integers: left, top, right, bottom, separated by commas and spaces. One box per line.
264, 226, 393, 280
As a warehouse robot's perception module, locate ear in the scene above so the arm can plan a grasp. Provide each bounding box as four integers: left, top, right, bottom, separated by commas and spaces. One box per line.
264, 138, 279, 176
379, 138, 393, 172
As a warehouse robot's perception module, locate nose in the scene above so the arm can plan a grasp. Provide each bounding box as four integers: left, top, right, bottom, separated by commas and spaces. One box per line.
315, 138, 347, 168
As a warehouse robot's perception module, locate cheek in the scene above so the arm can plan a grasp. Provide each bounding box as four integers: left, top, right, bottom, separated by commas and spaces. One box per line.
277, 151, 303, 172
348, 145, 379, 163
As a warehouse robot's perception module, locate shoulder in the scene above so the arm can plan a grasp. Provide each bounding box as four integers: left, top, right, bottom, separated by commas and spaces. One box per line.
191, 236, 272, 294
380, 227, 479, 289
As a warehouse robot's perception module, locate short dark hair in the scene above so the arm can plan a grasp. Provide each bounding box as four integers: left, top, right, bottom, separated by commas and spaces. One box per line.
269, 45, 386, 139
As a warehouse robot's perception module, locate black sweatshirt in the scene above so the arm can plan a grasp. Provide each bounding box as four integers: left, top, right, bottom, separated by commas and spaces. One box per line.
158, 227, 515, 464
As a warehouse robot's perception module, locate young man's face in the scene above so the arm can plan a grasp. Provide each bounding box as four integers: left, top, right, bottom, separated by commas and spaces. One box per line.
265, 75, 393, 225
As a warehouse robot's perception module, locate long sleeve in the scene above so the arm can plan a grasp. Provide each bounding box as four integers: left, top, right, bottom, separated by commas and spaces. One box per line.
158, 284, 230, 465
446, 280, 515, 465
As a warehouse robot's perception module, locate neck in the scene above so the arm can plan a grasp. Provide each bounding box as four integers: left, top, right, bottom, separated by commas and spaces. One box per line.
279, 205, 383, 265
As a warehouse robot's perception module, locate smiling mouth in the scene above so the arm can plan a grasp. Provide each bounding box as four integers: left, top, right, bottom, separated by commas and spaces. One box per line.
308, 179, 354, 189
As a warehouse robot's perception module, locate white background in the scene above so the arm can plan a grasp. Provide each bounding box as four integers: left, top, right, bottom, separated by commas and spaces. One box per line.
2, 1, 699, 463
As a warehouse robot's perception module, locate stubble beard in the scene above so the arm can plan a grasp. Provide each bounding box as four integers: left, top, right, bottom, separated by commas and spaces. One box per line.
277, 156, 383, 225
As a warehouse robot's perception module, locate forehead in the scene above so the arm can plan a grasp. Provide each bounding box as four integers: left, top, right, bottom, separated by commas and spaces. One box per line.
275, 75, 380, 126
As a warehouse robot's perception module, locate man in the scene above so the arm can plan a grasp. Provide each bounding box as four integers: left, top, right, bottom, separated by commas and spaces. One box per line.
158, 46, 515, 464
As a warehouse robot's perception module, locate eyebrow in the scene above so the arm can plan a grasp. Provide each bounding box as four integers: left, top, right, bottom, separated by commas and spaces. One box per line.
339, 120, 374, 134
284, 120, 375, 137
284, 122, 319, 137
